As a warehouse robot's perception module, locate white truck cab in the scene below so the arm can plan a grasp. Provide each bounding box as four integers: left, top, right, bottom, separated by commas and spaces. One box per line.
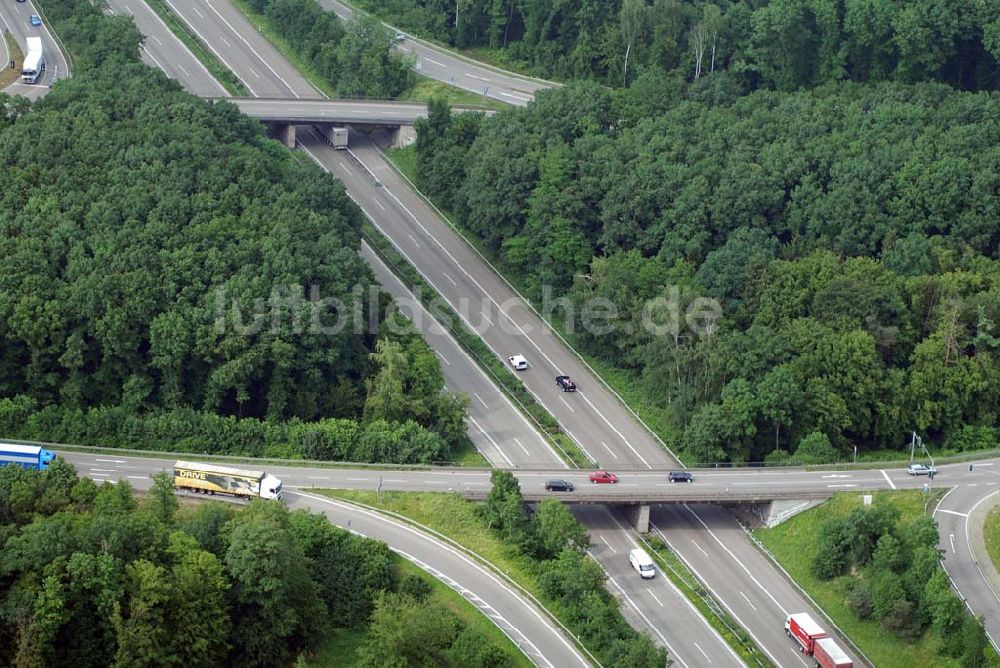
629, 548, 656, 579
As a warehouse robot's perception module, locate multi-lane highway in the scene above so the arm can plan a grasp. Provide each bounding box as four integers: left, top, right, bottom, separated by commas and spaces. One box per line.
317, 0, 553, 106
0, 0, 69, 98
11, 0, 1000, 663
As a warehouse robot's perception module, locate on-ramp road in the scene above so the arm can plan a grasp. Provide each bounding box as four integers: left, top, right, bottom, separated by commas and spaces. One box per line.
60, 451, 590, 668
934, 470, 1000, 650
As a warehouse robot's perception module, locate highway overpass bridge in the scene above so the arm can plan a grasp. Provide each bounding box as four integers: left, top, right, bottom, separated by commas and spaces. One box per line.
51, 446, 980, 531
215, 97, 492, 148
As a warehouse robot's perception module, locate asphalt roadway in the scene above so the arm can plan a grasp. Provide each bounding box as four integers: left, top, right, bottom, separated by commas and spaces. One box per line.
317, 0, 552, 107
934, 473, 1000, 651
0, 0, 70, 98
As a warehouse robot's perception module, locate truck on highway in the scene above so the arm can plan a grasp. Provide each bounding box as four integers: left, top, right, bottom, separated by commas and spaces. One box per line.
813, 636, 852, 668
330, 127, 348, 149
0, 443, 57, 470
21, 36, 44, 84
785, 613, 826, 654
173, 461, 283, 500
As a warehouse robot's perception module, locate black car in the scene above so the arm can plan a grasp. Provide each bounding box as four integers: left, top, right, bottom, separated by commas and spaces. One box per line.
555, 375, 577, 392
545, 479, 575, 492
668, 471, 693, 483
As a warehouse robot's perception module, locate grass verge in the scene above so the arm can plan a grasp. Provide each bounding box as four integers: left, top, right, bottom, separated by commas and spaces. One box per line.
986, 506, 1000, 575
362, 219, 592, 468
304, 553, 531, 667
755, 490, 995, 668
1, 32, 23, 89
639, 534, 774, 667
399, 74, 505, 110
143, 0, 246, 95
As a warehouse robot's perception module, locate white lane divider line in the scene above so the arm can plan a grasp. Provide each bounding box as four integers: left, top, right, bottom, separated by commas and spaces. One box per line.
739, 591, 757, 611
247, 66, 260, 79
599, 536, 615, 553
465, 72, 489, 82
693, 642, 712, 663
442, 271, 457, 286
473, 392, 489, 409
373, 197, 385, 211
469, 415, 513, 468
881, 469, 896, 489
407, 233, 420, 247
559, 396, 575, 413
600, 441, 619, 460
647, 589, 664, 607
435, 350, 451, 365
90, 468, 114, 473
514, 437, 530, 456
425, 57, 444, 67
938, 509, 969, 517
345, 477, 369, 482
690, 539, 709, 558
950, 533, 957, 553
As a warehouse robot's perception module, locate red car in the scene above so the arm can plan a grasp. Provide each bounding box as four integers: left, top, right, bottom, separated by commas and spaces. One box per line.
589, 470, 618, 484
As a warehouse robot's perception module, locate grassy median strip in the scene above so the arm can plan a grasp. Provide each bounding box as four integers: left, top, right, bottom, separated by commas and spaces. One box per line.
986, 506, 1000, 575
1, 32, 23, 89
142, 0, 246, 95
638, 534, 774, 667
362, 222, 592, 468
306, 553, 533, 668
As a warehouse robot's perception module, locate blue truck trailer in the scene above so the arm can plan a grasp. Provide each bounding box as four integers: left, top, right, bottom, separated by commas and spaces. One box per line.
0, 443, 57, 470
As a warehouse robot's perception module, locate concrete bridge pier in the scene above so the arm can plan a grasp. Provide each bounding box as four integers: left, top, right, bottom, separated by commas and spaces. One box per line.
263, 121, 296, 148
623, 504, 650, 534
390, 124, 417, 148
278, 123, 296, 148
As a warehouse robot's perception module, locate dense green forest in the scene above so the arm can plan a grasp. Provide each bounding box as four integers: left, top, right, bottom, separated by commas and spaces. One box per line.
414, 75, 1000, 463
0, 463, 514, 667
351, 0, 1000, 90
0, 0, 466, 463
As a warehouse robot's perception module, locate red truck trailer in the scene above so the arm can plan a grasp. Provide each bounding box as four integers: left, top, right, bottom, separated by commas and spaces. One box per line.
785, 613, 827, 653
813, 636, 852, 668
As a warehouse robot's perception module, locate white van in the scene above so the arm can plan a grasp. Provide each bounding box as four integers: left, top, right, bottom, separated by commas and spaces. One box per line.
629, 548, 656, 579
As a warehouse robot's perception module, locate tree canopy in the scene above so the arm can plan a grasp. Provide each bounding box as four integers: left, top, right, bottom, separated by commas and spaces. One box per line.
0, 0, 467, 462
414, 75, 1000, 463
350, 0, 1000, 91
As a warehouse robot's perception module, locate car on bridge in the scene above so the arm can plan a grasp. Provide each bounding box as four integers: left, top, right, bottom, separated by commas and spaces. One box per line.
589, 470, 618, 484
545, 479, 574, 492
668, 471, 693, 483
555, 375, 576, 392
508, 354, 528, 371
906, 463, 936, 476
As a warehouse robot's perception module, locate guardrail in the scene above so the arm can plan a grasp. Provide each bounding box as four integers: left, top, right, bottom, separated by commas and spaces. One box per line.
460, 489, 839, 504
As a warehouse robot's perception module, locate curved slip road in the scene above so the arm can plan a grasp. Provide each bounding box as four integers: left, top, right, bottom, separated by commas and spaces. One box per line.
934, 470, 1000, 651
317, 0, 552, 106
57, 451, 587, 667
